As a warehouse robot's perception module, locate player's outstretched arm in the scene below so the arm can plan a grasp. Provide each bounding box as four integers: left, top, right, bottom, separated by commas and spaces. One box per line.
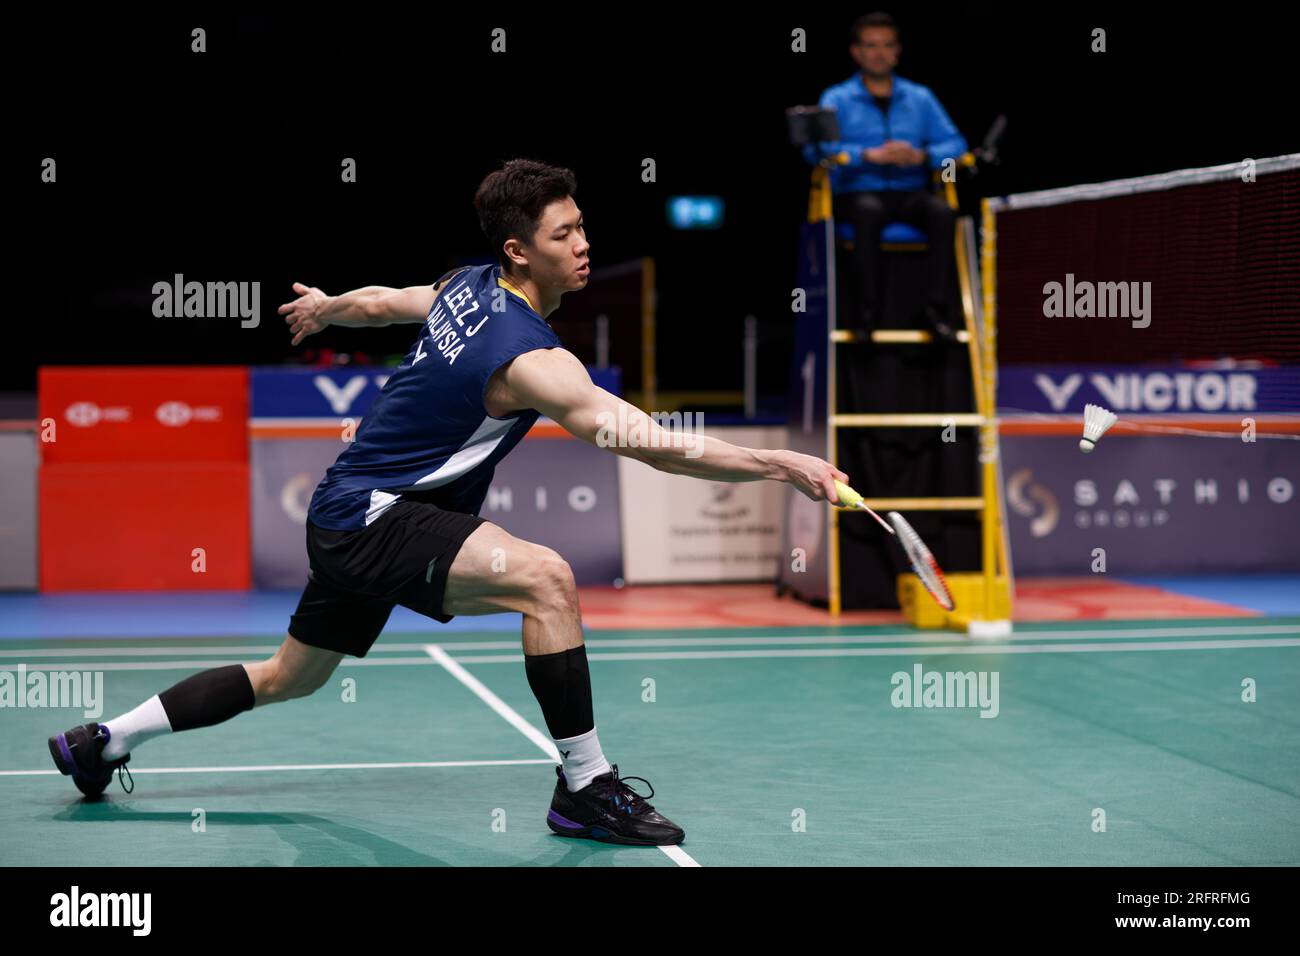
502, 347, 849, 503
279, 280, 445, 346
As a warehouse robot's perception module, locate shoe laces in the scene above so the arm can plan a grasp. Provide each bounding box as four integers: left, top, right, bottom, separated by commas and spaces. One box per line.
93, 726, 134, 794
593, 764, 655, 816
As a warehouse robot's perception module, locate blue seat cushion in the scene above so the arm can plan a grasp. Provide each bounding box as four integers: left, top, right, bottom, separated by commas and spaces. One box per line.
835, 221, 927, 245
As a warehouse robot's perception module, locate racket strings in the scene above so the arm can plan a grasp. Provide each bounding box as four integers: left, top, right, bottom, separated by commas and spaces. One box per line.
889, 512, 956, 612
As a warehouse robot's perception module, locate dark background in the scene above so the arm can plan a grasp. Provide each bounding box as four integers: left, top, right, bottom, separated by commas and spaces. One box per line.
10, 6, 1297, 397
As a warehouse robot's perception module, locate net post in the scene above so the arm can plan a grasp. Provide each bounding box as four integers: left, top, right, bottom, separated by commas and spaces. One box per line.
979, 199, 999, 619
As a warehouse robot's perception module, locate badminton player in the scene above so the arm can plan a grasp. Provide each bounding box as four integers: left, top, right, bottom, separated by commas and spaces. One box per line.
48, 159, 849, 846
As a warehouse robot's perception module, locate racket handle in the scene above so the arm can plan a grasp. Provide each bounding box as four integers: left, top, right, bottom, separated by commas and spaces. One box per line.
832, 480, 896, 535
833, 479, 863, 508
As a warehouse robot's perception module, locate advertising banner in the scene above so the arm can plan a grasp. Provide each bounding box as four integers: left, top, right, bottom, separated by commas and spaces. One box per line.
40, 462, 251, 590
37, 366, 251, 590
1000, 364, 1300, 415
250, 365, 623, 589
1002, 434, 1300, 573
38, 366, 248, 463
620, 425, 788, 583
0, 432, 38, 590
250, 365, 621, 424
252, 434, 622, 589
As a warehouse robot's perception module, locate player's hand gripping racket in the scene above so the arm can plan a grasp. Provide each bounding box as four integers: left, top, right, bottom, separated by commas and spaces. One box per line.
834, 480, 956, 612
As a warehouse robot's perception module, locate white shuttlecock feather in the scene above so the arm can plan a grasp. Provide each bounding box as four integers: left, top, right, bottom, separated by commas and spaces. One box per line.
1079, 403, 1117, 453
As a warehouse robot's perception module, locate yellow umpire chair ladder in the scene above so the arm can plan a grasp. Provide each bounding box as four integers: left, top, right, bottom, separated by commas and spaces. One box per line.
809, 156, 1013, 634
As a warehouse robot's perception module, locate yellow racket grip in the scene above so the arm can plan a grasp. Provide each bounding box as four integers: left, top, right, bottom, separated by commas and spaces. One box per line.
833, 479, 895, 533
833, 479, 863, 508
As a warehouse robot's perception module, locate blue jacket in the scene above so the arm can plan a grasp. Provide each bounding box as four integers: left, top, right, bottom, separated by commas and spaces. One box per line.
803, 73, 967, 193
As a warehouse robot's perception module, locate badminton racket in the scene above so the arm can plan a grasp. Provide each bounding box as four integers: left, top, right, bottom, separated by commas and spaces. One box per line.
833, 480, 956, 612
886, 510, 955, 612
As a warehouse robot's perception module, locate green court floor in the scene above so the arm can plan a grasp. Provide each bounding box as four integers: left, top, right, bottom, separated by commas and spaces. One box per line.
2, 617, 1298, 866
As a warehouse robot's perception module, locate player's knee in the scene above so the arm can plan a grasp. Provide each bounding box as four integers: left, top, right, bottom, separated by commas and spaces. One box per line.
526, 548, 579, 614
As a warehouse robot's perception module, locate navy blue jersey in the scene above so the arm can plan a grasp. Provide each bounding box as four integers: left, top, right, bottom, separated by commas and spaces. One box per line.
308, 264, 563, 530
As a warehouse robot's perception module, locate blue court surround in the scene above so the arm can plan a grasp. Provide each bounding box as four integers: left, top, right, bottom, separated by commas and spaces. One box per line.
1119, 575, 1300, 616
2, 575, 1296, 640
0, 591, 518, 640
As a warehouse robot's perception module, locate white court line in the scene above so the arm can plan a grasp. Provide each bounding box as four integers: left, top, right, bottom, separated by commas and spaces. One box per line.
395, 624, 1300, 645
658, 845, 700, 867
423, 645, 559, 760
392, 625, 1300, 647
0, 758, 557, 778
0, 646, 287, 658
424, 643, 700, 868
10, 636, 1300, 672
4, 658, 441, 671
3, 623, 1299, 659
445, 637, 1300, 664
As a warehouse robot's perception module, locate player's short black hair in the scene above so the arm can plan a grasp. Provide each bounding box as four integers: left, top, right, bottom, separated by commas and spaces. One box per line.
474, 159, 578, 273
851, 12, 899, 44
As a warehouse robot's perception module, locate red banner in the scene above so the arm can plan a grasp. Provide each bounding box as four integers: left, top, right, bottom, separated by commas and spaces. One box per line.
40, 462, 251, 591
38, 366, 251, 590
38, 366, 248, 463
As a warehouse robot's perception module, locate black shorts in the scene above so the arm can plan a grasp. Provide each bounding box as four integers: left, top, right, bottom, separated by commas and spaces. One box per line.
288, 500, 487, 658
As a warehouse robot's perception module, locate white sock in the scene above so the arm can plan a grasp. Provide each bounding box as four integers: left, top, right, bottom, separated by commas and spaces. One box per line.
555, 726, 611, 792
101, 695, 173, 761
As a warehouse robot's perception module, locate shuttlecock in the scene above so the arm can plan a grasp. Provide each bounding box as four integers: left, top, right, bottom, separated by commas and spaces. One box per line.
1079, 403, 1117, 453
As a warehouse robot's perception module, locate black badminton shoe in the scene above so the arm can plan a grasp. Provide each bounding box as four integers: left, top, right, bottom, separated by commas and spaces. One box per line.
547, 764, 685, 846
48, 722, 133, 799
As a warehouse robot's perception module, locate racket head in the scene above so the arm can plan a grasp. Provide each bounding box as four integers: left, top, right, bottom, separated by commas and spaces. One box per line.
887, 511, 956, 612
